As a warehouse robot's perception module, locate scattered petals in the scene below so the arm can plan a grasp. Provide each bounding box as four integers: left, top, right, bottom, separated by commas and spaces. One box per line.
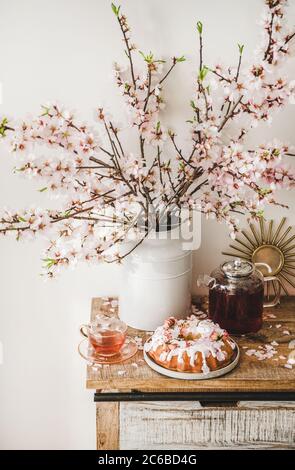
288, 350, 295, 364
246, 349, 256, 356
134, 336, 144, 350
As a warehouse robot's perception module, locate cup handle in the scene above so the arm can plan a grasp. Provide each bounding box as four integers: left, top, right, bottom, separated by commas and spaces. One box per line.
80, 324, 89, 338
263, 276, 281, 308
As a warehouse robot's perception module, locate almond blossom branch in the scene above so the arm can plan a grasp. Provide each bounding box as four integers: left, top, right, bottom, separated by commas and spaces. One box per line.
197, 21, 203, 71
235, 44, 244, 81
279, 31, 295, 52
0, 0, 294, 275
113, 5, 137, 89
263, 11, 276, 62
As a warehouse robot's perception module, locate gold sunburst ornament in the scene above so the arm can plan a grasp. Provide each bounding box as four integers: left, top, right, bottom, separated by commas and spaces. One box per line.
222, 218, 295, 295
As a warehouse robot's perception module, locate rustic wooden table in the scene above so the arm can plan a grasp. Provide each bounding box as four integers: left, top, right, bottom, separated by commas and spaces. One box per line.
86, 297, 295, 450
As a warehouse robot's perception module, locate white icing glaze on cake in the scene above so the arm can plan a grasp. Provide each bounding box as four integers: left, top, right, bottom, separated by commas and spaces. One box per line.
145, 314, 236, 374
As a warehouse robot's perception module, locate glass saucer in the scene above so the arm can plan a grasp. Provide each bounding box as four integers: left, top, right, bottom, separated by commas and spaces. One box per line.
78, 337, 138, 365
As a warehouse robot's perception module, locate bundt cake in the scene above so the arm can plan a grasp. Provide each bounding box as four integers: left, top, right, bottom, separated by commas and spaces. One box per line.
145, 314, 236, 374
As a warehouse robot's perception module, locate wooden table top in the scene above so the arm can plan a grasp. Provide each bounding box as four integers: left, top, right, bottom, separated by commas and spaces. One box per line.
85, 297, 295, 393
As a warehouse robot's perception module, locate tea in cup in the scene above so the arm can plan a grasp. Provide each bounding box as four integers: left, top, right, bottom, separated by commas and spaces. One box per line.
80, 315, 127, 356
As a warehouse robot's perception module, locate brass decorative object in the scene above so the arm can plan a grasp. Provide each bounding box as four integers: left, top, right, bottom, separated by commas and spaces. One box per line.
222, 217, 295, 295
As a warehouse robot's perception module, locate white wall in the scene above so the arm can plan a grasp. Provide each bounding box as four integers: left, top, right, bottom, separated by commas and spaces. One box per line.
0, 0, 294, 449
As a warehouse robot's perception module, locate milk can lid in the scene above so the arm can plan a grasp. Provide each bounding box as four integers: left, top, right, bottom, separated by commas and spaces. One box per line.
221, 259, 254, 279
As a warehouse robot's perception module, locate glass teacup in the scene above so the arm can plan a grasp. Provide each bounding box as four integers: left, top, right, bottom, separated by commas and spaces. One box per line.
80, 315, 127, 357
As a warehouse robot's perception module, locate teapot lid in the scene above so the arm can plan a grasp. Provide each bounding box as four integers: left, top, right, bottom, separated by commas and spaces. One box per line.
221, 259, 254, 279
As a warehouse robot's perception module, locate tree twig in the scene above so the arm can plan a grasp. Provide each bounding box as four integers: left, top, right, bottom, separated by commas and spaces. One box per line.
218, 95, 243, 132
116, 15, 137, 88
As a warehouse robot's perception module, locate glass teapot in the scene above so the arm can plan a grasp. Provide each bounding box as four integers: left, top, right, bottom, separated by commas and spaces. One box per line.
199, 259, 281, 335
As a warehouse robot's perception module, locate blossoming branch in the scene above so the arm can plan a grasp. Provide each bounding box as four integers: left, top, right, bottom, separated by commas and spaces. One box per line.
0, 0, 294, 276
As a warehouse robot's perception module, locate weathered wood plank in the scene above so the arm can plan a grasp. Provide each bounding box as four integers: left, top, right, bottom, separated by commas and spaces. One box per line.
96, 402, 119, 450
120, 401, 295, 450
86, 297, 295, 392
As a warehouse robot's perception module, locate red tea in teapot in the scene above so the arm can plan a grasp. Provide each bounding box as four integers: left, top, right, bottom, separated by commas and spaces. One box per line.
209, 283, 264, 334
208, 260, 264, 335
